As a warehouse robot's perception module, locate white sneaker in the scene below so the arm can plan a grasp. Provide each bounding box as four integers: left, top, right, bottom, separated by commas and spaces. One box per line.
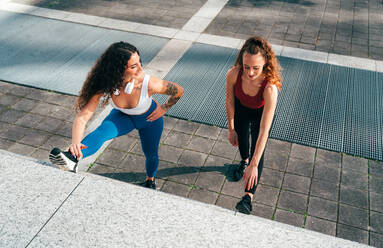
49, 147, 78, 173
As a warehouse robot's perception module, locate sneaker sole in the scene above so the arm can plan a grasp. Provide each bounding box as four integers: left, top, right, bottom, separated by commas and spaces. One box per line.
235, 203, 251, 215
49, 148, 77, 173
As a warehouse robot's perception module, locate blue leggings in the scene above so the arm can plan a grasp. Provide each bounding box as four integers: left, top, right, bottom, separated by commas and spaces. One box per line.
81, 100, 163, 177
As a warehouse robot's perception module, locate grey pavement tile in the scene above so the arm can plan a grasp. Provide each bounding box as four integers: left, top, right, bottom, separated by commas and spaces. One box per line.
195, 124, 221, 140
277, 190, 307, 214
163, 130, 192, 148
216, 194, 238, 211
15, 113, 45, 129
172, 119, 200, 134
313, 164, 340, 184
370, 176, 383, 194
340, 186, 368, 209
341, 169, 368, 191
274, 209, 304, 228
178, 150, 207, 168
55, 121, 72, 138
343, 154, 368, 173
155, 178, 166, 190
188, 188, 218, 205
211, 140, 237, 160
108, 135, 137, 151
158, 144, 183, 163
36, 117, 65, 133
370, 191, 383, 213
282, 173, 311, 194
0, 109, 25, 124
130, 142, 145, 156
286, 157, 313, 177
290, 144, 316, 162
264, 145, 290, 171
41, 135, 71, 150
88, 163, 116, 179
119, 154, 146, 173
167, 166, 200, 186
49, 105, 74, 121
370, 232, 383, 248
218, 128, 228, 141
195, 170, 225, 192
186, 135, 215, 154
283, 40, 300, 48
8, 143, 36, 156
316, 149, 342, 168
161, 180, 190, 198
0, 137, 15, 150
299, 43, 316, 50
221, 179, 246, 199
96, 148, 127, 168
310, 178, 339, 201
202, 155, 232, 174
30, 102, 59, 116
336, 224, 368, 245
370, 211, 383, 234
7, 84, 30, 97
305, 216, 336, 236
259, 168, 284, 188
0, 94, 20, 106
1, 124, 29, 141
0, 81, 13, 93
24, 87, 51, 102
162, 116, 178, 130
155, 160, 177, 179
339, 204, 368, 230
251, 203, 274, 219
370, 160, 383, 178
30, 148, 50, 163
307, 196, 338, 221
45, 93, 76, 108
160, 128, 171, 143
20, 129, 50, 147
11, 98, 39, 112
253, 184, 280, 207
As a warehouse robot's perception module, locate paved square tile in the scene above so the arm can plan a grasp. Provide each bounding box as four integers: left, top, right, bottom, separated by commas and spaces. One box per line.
172, 119, 200, 134
282, 173, 310, 194
340, 186, 368, 209
253, 184, 280, 207
108, 135, 137, 151
188, 188, 218, 205
370, 191, 383, 213
313, 164, 340, 183
370, 232, 383, 248
338, 204, 368, 230
158, 144, 183, 163
186, 135, 215, 154
310, 178, 339, 201
370, 160, 383, 178
370, 176, 383, 194
337, 224, 368, 245
96, 148, 127, 168
161, 181, 190, 198
286, 157, 313, 177
195, 124, 221, 139
343, 154, 368, 173
341, 169, 368, 191
370, 211, 383, 234
307, 196, 337, 221
259, 168, 284, 188
211, 140, 237, 160
163, 130, 192, 148
252, 203, 274, 219
289, 144, 315, 162
167, 166, 200, 185
221, 179, 246, 199
178, 150, 207, 168
277, 190, 307, 214
216, 194, 238, 210
305, 216, 336, 236
274, 209, 304, 228
194, 170, 225, 192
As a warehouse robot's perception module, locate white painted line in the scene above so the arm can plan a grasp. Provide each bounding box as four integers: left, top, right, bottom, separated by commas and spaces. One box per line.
328, 53, 376, 71
145, 39, 192, 74
62, 12, 106, 26
133, 23, 178, 39
271, 44, 284, 56
182, 16, 212, 33
29, 6, 70, 20
282, 46, 329, 63
376, 60, 383, 73
194, 0, 228, 19
197, 33, 241, 49
0, 2, 37, 13
174, 30, 201, 42
99, 18, 140, 32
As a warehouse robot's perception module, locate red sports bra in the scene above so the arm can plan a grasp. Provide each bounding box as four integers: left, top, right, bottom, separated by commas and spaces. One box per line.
234, 70, 267, 109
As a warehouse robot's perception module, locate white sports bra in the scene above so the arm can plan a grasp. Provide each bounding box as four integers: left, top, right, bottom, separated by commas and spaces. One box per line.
110, 74, 153, 115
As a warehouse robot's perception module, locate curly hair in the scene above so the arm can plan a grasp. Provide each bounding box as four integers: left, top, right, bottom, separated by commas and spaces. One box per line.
74, 41, 140, 111
234, 36, 282, 90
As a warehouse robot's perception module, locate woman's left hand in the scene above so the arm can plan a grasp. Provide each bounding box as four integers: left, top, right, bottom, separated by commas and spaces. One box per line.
243, 164, 258, 191
147, 103, 167, 121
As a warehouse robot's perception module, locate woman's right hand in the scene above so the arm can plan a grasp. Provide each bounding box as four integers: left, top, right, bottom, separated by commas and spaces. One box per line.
69, 143, 87, 160
228, 129, 238, 147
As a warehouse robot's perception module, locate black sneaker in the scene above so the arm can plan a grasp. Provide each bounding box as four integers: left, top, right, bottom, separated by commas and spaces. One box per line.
140, 179, 156, 190
232, 160, 248, 182
49, 147, 78, 173
235, 194, 252, 214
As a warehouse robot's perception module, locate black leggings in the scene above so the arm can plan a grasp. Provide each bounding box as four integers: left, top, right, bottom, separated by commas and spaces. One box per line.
234, 97, 265, 194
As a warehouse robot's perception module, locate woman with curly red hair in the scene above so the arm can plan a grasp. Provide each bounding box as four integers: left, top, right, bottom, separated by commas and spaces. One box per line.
225, 36, 282, 214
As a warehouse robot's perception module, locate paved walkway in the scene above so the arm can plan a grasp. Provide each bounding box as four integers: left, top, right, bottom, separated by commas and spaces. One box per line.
0, 0, 382, 247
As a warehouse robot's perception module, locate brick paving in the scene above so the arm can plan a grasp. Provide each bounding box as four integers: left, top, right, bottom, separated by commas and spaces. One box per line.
2, 81, 382, 245
205, 0, 383, 59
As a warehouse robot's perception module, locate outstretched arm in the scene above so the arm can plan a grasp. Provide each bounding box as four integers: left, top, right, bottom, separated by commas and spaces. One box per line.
147, 76, 184, 121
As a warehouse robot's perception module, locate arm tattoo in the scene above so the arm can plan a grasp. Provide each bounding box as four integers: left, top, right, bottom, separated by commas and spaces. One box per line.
165, 82, 178, 96
162, 96, 180, 111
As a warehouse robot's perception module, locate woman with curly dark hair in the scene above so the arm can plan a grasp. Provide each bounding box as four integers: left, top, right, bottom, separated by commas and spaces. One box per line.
225, 36, 282, 214
49, 41, 184, 189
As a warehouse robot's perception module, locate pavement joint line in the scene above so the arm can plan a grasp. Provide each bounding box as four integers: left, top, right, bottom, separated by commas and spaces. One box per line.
25, 177, 86, 248
2, 2, 381, 72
